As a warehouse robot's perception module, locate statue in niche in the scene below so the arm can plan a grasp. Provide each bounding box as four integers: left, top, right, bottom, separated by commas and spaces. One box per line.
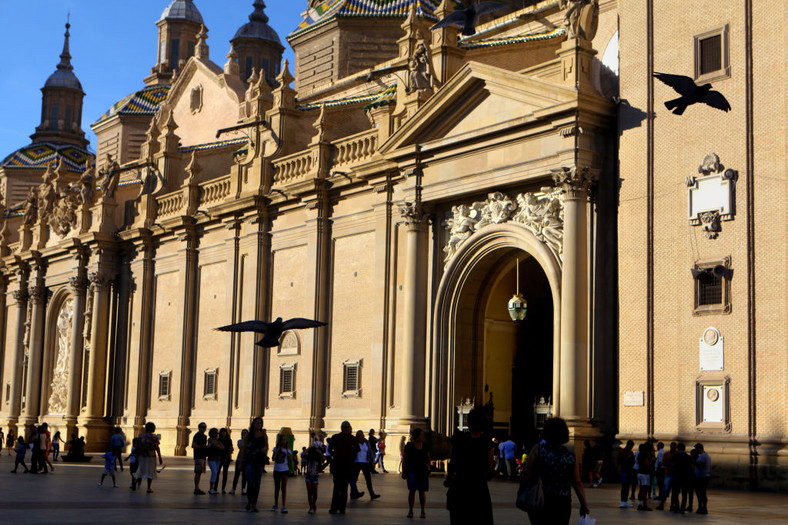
22, 186, 39, 225
559, 0, 599, 40
406, 43, 436, 96
47, 298, 74, 416
98, 153, 120, 200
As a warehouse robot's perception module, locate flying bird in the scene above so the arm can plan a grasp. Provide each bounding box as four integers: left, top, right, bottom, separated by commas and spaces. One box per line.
215, 317, 326, 348
653, 72, 731, 115
431, 1, 511, 36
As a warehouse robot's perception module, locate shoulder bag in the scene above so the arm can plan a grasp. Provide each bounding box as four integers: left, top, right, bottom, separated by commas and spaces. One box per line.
516, 445, 544, 513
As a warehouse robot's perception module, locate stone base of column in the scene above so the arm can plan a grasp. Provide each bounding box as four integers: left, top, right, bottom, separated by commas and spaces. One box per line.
564, 417, 601, 456
174, 417, 190, 456
393, 416, 430, 434
80, 418, 112, 452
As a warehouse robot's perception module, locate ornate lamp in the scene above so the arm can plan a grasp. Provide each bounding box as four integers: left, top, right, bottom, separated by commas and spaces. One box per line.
507, 258, 528, 321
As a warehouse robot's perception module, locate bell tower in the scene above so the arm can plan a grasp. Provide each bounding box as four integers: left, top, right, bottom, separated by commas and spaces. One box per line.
30, 20, 88, 147
145, 0, 205, 85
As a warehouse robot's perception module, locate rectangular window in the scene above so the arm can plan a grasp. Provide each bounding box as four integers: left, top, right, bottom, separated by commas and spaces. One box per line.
65, 106, 73, 133
261, 58, 270, 80
693, 257, 731, 315
245, 57, 254, 82
342, 359, 362, 398
203, 368, 217, 400
159, 39, 166, 64
169, 39, 181, 71
694, 25, 730, 81
4, 382, 9, 405
50, 104, 59, 131
158, 371, 171, 401
279, 364, 296, 398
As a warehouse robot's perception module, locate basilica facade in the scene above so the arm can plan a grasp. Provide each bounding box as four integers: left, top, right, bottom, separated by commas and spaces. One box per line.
0, 0, 784, 490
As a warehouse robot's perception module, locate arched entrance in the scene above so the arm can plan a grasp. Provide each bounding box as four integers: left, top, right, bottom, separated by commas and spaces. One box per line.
432, 224, 562, 442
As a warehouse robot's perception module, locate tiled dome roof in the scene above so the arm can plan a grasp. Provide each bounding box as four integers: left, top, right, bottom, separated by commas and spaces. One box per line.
290, 0, 439, 38
1, 142, 93, 172
160, 0, 204, 24
94, 85, 171, 125
233, 1, 282, 45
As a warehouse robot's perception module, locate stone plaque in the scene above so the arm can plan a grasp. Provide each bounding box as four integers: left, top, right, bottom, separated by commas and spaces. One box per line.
623, 391, 644, 407
701, 385, 724, 423
699, 327, 724, 371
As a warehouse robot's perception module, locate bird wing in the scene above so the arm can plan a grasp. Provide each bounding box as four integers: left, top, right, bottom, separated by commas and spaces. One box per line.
653, 72, 697, 95
701, 90, 731, 112
475, 1, 511, 17
282, 318, 326, 330
431, 10, 468, 30
214, 320, 271, 333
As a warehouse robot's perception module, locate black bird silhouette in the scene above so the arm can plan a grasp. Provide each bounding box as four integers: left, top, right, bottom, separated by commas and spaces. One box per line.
215, 317, 326, 348
431, 1, 511, 36
653, 72, 731, 115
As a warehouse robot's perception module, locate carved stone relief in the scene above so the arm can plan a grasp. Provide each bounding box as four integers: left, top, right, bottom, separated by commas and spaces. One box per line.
686, 153, 737, 239
443, 189, 564, 265
47, 298, 74, 416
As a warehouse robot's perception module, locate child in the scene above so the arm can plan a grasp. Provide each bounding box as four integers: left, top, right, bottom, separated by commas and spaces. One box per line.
125, 438, 142, 491
10, 436, 29, 473
304, 445, 324, 514
98, 450, 118, 487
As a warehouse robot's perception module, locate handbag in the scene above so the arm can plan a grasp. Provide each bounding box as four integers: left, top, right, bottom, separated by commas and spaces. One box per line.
516, 446, 544, 513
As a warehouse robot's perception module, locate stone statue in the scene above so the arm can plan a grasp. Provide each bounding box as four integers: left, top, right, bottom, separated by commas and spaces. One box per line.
78, 164, 95, 206
444, 203, 481, 260
406, 43, 436, 95
37, 164, 58, 219
559, 0, 598, 40
98, 153, 120, 200
22, 187, 39, 225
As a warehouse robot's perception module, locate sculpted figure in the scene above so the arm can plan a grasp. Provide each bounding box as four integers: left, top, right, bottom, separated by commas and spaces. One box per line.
37, 164, 58, 219
540, 198, 564, 254
78, 165, 95, 206
406, 43, 436, 95
98, 154, 120, 200
22, 187, 39, 225
559, 0, 598, 40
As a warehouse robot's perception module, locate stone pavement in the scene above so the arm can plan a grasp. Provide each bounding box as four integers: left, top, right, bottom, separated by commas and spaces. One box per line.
0, 454, 786, 524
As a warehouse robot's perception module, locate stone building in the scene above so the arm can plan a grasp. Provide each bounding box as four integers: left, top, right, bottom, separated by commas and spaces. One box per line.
0, 0, 784, 490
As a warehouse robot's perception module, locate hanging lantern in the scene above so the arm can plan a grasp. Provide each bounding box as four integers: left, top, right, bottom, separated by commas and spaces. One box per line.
508, 258, 528, 321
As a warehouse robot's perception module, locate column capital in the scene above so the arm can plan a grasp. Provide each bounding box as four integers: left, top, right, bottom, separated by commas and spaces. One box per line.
12, 288, 28, 304
398, 201, 430, 227
88, 271, 113, 292
551, 166, 598, 198
68, 275, 89, 294
28, 283, 48, 303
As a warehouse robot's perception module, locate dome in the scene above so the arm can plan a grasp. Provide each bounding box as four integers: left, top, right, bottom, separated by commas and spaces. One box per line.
232, 1, 282, 46
45, 69, 83, 91
160, 0, 204, 24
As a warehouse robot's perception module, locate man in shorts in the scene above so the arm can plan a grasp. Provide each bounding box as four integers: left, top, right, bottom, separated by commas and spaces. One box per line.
192, 422, 208, 495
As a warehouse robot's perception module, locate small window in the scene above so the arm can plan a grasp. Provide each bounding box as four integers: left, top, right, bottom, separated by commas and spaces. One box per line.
203, 368, 218, 400
694, 25, 729, 82
50, 104, 59, 131
169, 39, 181, 70
279, 364, 296, 398
158, 371, 171, 401
261, 58, 270, 80
342, 359, 362, 398
693, 257, 731, 315
159, 39, 166, 64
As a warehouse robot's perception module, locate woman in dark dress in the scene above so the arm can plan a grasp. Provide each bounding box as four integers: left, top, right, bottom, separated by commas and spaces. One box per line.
520, 418, 590, 525
445, 407, 495, 525
218, 428, 234, 493
403, 427, 430, 519
240, 417, 269, 512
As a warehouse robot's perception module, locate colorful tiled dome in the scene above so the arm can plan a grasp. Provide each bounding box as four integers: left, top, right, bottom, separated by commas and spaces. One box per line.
233, 1, 282, 45
1, 142, 94, 172
160, 0, 204, 24
290, 0, 439, 38
94, 85, 171, 125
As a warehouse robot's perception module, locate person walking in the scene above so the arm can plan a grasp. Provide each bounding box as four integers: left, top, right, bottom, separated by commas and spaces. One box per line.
636, 441, 655, 511
40, 423, 54, 473
350, 429, 379, 500
501, 436, 518, 480
192, 422, 208, 495
10, 436, 29, 473
206, 427, 225, 494
694, 443, 711, 514
241, 417, 269, 512
136, 422, 163, 493
367, 429, 379, 473
616, 440, 635, 508
98, 450, 118, 487
398, 435, 406, 473
218, 428, 234, 493
304, 444, 325, 514
110, 427, 126, 472
52, 431, 65, 462
229, 429, 248, 495
328, 421, 360, 515
403, 427, 430, 519
376, 433, 388, 473
445, 407, 494, 525
271, 434, 292, 513
520, 417, 591, 525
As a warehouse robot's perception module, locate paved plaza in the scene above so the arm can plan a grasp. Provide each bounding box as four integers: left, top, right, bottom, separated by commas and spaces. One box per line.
0, 454, 785, 524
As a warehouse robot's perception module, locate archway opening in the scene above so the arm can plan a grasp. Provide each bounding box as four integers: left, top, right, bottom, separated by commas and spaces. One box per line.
453, 248, 553, 446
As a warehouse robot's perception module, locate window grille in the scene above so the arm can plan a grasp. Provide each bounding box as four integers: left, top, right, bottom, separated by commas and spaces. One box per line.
694, 25, 729, 81
279, 365, 296, 398
158, 371, 171, 400
699, 35, 722, 75
342, 360, 362, 397
203, 369, 218, 400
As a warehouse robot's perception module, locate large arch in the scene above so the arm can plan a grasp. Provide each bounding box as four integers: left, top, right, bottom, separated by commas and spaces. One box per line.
42, 287, 74, 422
431, 223, 563, 435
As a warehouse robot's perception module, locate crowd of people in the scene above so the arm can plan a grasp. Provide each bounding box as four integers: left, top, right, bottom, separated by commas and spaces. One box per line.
0, 419, 715, 523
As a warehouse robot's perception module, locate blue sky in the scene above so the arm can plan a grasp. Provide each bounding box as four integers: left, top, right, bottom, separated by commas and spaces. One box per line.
0, 1, 304, 157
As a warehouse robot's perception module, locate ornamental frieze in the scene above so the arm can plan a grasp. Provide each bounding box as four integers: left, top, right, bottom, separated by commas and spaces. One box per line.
444, 189, 564, 265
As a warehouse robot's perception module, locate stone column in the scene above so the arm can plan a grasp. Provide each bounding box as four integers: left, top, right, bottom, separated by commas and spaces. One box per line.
552, 166, 595, 428
398, 201, 429, 427
22, 272, 47, 424
6, 269, 29, 434
175, 221, 198, 456
81, 271, 112, 450
128, 233, 155, 440
64, 274, 87, 438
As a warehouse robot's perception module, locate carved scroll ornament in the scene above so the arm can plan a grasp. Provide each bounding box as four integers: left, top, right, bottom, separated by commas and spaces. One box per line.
443, 190, 564, 265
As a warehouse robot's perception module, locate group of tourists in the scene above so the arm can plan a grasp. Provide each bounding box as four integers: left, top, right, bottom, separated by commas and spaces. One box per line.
616, 439, 711, 514
2, 423, 75, 474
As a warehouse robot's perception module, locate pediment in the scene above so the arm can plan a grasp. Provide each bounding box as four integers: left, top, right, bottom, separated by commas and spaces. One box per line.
379, 61, 576, 154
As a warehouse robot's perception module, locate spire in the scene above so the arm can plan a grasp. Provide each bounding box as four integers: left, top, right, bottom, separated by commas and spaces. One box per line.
57, 20, 74, 72
249, 1, 269, 24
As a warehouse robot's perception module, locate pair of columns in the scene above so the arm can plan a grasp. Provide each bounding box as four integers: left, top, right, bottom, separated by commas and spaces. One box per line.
397, 166, 596, 431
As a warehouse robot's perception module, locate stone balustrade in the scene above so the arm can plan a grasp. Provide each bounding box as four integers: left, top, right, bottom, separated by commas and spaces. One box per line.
273, 150, 313, 184
332, 129, 377, 169
200, 176, 231, 205
156, 191, 185, 218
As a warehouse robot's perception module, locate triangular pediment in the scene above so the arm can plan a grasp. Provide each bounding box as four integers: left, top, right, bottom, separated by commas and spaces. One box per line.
379, 61, 577, 154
